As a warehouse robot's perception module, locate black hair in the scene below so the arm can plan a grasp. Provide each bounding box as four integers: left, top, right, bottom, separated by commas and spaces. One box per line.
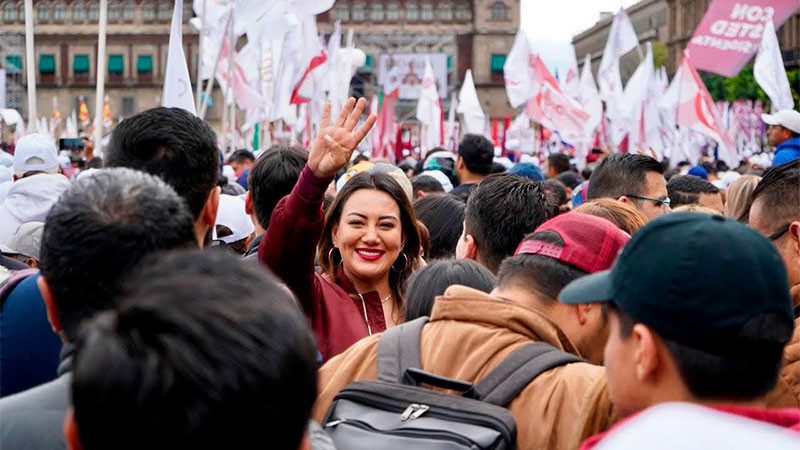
587, 154, 665, 201
556, 171, 583, 189
410, 174, 444, 198
496, 231, 588, 302
413, 193, 466, 259
39, 168, 196, 341
464, 173, 557, 273
612, 305, 792, 401
457, 134, 494, 175
541, 179, 569, 206
490, 162, 507, 174
751, 159, 800, 231
214, 225, 249, 255
248, 145, 308, 229
666, 175, 720, 208
404, 259, 496, 321
548, 153, 572, 175
228, 149, 255, 164
104, 107, 220, 219
71, 249, 317, 450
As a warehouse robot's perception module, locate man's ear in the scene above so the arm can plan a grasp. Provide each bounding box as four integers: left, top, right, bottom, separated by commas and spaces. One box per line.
632, 324, 660, 383
64, 408, 83, 450
38, 275, 62, 334
464, 234, 478, 261
244, 191, 254, 215
415, 190, 427, 199
788, 221, 800, 254
202, 186, 222, 228
575, 303, 592, 325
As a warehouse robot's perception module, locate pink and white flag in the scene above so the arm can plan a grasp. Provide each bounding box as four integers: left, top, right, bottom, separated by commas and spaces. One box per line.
578, 53, 603, 136
457, 69, 486, 135
676, 51, 737, 167
597, 8, 639, 102
503, 30, 535, 109
416, 57, 443, 153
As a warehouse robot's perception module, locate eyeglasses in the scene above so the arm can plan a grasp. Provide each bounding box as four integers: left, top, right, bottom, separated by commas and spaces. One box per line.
627, 195, 671, 208
768, 224, 791, 241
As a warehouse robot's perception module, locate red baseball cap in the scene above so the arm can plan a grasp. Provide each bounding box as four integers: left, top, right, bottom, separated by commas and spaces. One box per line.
514, 212, 630, 273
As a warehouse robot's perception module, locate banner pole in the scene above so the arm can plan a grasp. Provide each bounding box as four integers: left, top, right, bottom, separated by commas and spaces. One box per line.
92, 0, 108, 154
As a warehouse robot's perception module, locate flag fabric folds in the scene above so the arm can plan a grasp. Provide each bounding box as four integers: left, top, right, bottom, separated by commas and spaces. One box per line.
457, 69, 486, 135
754, 20, 795, 112
416, 57, 443, 153
162, 0, 197, 115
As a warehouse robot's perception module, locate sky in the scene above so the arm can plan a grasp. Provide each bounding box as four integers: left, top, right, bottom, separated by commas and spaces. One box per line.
520, 0, 640, 75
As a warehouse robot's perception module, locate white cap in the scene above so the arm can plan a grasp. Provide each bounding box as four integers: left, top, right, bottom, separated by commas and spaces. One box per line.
13, 134, 59, 177
761, 110, 800, 134
420, 170, 453, 193
214, 194, 255, 244
0, 221, 44, 260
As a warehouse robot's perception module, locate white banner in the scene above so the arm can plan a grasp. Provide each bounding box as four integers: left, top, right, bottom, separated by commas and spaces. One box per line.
0, 69, 5, 109
378, 53, 448, 100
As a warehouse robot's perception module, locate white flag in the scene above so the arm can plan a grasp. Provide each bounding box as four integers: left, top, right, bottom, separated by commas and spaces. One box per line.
578, 53, 603, 136
416, 57, 442, 153
457, 69, 486, 135
561, 46, 581, 101
503, 30, 534, 108
754, 20, 794, 112
445, 92, 458, 152
597, 8, 638, 102
163, 0, 197, 115
620, 43, 656, 152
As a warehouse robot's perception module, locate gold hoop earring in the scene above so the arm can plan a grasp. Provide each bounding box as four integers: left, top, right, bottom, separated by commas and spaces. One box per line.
328, 247, 342, 267
392, 252, 409, 272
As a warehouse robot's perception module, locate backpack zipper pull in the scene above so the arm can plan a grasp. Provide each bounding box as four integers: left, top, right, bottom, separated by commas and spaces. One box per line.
401, 404, 429, 421
325, 419, 346, 428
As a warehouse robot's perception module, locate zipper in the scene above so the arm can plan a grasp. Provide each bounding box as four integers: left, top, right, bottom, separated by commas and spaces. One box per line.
401, 403, 430, 421
358, 293, 373, 335
325, 417, 476, 448
334, 390, 513, 444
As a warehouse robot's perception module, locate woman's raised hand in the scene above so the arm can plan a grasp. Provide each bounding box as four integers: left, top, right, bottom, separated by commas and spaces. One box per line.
308, 98, 377, 179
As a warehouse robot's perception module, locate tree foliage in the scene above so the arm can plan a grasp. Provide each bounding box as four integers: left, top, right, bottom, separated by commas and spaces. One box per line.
702, 65, 800, 108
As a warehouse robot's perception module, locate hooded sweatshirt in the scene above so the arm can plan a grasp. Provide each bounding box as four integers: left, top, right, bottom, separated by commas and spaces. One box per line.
773, 137, 800, 166
0, 173, 70, 244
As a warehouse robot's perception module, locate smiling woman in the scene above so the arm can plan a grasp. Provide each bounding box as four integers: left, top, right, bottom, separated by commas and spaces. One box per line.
259, 98, 425, 363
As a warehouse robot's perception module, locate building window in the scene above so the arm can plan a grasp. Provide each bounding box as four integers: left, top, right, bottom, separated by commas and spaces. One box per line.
5, 55, 22, 73
142, 2, 155, 21
108, 2, 119, 21
455, 1, 471, 20
386, 2, 399, 21
157, 2, 170, 21
38, 54, 56, 76
332, 2, 349, 21
122, 1, 134, 21
420, 2, 434, 21
491, 54, 506, 83
73, 54, 90, 82
351, 1, 365, 21
108, 54, 124, 79
72, 2, 84, 22
88, 2, 99, 22
137, 55, 153, 79
3, 3, 16, 22
53, 2, 65, 22
491, 2, 507, 21
122, 96, 135, 116
405, 1, 418, 21
439, 2, 453, 21
183, 1, 191, 22
37, 2, 50, 22
369, 3, 383, 21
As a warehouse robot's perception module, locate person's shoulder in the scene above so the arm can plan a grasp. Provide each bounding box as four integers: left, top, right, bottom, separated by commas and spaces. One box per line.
0, 374, 71, 413
0, 374, 71, 447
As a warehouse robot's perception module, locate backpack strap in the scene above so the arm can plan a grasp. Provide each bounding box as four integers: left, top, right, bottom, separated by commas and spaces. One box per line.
475, 342, 583, 406
376, 316, 429, 383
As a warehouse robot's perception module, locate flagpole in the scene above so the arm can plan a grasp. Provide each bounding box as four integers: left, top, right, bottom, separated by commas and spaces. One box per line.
24, 0, 37, 132
199, 12, 232, 120
195, 0, 207, 108
93, 0, 108, 155
226, 10, 235, 155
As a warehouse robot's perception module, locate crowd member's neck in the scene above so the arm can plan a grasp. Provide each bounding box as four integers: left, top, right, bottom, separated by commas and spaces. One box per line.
458, 170, 485, 186
244, 192, 266, 236
194, 187, 222, 247
492, 283, 605, 364
343, 265, 393, 301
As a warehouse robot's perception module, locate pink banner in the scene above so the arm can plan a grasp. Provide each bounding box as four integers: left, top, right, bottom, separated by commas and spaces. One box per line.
686, 0, 799, 77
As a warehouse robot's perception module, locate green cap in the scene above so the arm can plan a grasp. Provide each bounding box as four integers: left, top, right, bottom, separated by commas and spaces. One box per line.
559, 212, 793, 354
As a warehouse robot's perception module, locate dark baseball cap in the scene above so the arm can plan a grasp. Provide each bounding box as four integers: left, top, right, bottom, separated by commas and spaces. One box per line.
515, 212, 629, 273
457, 134, 494, 174
559, 212, 793, 354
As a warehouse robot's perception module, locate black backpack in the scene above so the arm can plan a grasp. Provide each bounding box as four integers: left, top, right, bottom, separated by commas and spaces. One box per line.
322, 317, 583, 450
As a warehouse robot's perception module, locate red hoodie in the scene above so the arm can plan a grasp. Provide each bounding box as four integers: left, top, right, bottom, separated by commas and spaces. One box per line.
258, 167, 387, 362
581, 404, 800, 449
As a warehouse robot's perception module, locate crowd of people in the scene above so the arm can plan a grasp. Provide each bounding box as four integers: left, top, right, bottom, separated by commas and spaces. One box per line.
0, 98, 798, 449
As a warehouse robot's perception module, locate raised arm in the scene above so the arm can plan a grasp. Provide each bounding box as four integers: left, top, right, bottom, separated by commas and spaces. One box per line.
259, 98, 376, 313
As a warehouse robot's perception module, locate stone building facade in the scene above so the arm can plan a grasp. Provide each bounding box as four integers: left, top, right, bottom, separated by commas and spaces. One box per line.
2, 0, 520, 135
317, 0, 520, 120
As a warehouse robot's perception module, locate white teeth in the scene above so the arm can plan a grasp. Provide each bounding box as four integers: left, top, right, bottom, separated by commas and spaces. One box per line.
359, 250, 382, 256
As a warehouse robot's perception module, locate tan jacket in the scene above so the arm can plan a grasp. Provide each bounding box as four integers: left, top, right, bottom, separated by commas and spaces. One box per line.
766, 318, 800, 408
315, 286, 618, 450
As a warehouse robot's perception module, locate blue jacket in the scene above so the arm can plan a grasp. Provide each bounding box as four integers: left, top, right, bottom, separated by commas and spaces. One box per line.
772, 137, 800, 166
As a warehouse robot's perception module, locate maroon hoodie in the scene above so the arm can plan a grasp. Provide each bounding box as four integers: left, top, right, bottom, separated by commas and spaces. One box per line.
259, 167, 386, 362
